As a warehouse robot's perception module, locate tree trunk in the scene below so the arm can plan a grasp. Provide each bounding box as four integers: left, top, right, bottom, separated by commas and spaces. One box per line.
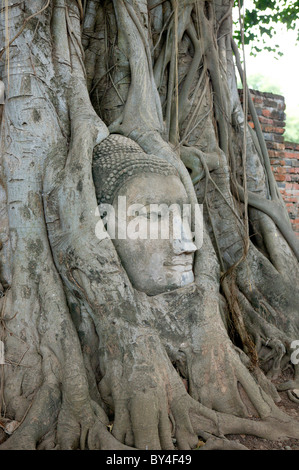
0, 0, 298, 450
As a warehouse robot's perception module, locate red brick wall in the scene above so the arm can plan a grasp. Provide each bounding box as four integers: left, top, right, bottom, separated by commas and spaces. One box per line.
239, 89, 299, 237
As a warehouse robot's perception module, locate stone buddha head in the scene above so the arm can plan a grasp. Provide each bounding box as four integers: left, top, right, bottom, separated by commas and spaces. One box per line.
93, 135, 197, 296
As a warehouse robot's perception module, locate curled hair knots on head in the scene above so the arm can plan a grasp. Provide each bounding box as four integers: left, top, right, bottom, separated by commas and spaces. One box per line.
92, 134, 179, 204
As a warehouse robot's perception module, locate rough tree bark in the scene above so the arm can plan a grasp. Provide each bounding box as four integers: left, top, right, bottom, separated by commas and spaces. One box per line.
0, 0, 298, 450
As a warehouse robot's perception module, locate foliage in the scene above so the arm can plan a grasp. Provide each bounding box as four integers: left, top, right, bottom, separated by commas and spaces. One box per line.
233, 0, 299, 55
245, 72, 283, 94
284, 110, 299, 142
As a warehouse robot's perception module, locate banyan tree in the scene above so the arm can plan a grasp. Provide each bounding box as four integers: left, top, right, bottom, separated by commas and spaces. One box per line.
0, 0, 298, 450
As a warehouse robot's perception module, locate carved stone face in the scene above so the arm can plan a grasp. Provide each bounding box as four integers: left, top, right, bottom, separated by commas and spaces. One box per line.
107, 173, 197, 296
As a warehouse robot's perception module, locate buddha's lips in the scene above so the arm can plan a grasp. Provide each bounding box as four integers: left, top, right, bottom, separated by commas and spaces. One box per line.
163, 256, 193, 270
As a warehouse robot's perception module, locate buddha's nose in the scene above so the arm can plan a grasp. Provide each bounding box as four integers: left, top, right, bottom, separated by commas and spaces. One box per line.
172, 217, 197, 255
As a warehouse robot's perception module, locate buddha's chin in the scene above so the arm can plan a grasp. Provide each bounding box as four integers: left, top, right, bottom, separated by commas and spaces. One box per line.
165, 265, 194, 288
160, 268, 194, 292
132, 269, 195, 296
180, 270, 194, 287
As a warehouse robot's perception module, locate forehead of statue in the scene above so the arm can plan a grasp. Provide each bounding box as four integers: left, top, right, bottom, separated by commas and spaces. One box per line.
112, 173, 189, 207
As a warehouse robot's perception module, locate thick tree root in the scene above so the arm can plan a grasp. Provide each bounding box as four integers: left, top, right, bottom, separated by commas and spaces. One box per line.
199, 437, 249, 450
0, 384, 61, 450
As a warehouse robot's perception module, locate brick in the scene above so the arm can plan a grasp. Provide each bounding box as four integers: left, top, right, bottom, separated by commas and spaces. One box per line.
270, 160, 286, 167
262, 109, 271, 118
264, 99, 278, 108
268, 110, 286, 120
277, 166, 286, 174
275, 175, 286, 182
285, 152, 297, 159
266, 142, 285, 150
259, 116, 274, 125
291, 175, 299, 182
277, 102, 286, 111
272, 119, 285, 128
272, 151, 286, 159
285, 197, 298, 203
263, 126, 284, 134
284, 142, 296, 150
263, 132, 274, 141
272, 166, 286, 173
252, 97, 263, 105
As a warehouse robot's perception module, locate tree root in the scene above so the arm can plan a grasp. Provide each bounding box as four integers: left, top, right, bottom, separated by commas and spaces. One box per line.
0, 383, 61, 450
276, 368, 299, 393
199, 436, 249, 450
287, 390, 299, 404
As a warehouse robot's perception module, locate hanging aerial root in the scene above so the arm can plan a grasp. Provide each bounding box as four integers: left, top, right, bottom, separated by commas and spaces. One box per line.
221, 274, 258, 367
